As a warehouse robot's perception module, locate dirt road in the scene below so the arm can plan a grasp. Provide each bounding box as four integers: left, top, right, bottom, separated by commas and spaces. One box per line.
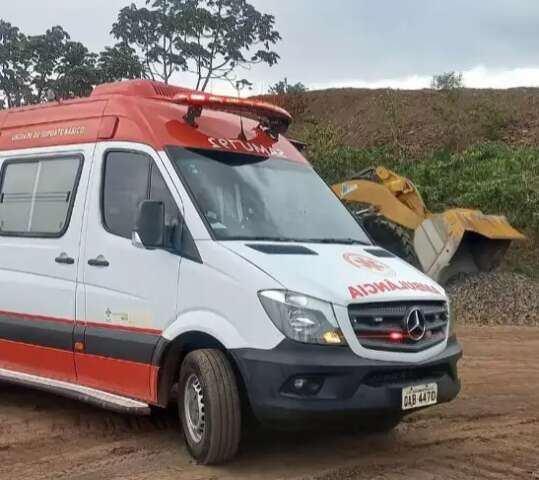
1, 326, 537, 480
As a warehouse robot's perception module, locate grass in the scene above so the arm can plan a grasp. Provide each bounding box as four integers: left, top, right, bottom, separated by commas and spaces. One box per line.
398, 144, 539, 233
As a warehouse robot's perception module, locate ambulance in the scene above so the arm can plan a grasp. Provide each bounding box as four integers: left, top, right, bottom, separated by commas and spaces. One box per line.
0, 80, 462, 464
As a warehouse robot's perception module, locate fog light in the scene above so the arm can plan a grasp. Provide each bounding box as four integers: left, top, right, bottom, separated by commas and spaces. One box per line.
282, 376, 324, 396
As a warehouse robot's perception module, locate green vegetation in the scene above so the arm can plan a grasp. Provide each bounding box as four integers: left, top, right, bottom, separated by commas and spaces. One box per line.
304, 124, 539, 234
431, 71, 464, 91
300, 123, 397, 185
378, 89, 408, 161
0, 0, 281, 107
401, 144, 539, 232
268, 78, 308, 95
474, 97, 514, 141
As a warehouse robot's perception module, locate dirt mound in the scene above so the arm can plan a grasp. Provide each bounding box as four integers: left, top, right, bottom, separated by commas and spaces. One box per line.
447, 272, 539, 326
269, 88, 539, 156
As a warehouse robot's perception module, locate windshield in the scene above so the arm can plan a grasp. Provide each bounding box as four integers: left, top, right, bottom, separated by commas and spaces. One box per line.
168, 147, 370, 244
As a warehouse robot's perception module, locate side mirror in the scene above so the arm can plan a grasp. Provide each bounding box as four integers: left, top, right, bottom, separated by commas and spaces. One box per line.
133, 200, 165, 248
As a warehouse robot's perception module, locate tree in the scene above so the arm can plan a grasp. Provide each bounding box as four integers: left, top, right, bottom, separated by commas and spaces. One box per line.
98, 43, 145, 82
184, 0, 281, 91
27, 27, 105, 102
111, 2, 191, 83
431, 71, 464, 91
0, 0, 282, 106
0, 20, 106, 106
27, 26, 71, 102
111, 0, 281, 90
268, 78, 308, 95
54, 41, 100, 99
0, 20, 32, 108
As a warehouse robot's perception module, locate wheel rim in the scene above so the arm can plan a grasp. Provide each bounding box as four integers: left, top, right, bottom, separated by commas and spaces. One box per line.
184, 373, 206, 444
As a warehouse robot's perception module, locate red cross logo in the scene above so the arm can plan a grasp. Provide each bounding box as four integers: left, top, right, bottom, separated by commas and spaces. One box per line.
343, 253, 394, 275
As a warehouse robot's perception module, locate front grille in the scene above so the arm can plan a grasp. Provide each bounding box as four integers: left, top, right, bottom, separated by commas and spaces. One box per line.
348, 301, 448, 352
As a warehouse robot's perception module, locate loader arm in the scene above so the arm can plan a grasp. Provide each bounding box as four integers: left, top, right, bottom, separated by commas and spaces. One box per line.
332, 179, 424, 230
374, 167, 430, 219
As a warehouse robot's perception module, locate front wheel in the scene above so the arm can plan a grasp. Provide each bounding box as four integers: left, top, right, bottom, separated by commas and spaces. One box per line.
179, 349, 241, 465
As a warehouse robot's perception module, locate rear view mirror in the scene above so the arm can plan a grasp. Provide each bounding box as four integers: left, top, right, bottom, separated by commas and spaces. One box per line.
134, 200, 165, 248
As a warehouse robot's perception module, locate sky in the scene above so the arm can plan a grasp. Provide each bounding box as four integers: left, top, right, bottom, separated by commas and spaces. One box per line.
3, 0, 539, 95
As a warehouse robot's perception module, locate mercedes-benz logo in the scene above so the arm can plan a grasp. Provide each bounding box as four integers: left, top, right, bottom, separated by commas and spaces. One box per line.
404, 307, 427, 342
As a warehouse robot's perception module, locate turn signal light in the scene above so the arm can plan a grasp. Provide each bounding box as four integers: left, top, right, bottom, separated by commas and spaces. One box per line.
321, 330, 347, 345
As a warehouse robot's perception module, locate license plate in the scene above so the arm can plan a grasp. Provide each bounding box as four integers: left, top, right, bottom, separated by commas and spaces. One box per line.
402, 383, 438, 411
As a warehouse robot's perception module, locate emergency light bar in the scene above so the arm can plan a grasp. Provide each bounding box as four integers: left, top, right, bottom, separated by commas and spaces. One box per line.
173, 92, 292, 138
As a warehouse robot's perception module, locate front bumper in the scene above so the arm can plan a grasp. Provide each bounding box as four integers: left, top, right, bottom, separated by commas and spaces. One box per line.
231, 337, 462, 426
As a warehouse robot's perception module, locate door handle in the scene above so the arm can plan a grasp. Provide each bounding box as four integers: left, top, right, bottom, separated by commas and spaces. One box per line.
87, 255, 110, 268
55, 253, 75, 265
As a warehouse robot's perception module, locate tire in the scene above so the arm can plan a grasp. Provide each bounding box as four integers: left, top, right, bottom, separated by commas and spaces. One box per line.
178, 349, 241, 465
362, 217, 421, 269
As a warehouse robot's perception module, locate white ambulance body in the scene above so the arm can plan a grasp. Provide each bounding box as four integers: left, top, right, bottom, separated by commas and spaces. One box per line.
0, 80, 461, 464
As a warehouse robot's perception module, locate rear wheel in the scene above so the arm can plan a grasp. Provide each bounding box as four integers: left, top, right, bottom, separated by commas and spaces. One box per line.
179, 349, 241, 465
362, 217, 421, 269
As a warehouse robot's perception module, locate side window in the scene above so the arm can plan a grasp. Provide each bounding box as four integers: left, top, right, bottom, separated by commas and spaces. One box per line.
0, 156, 81, 236
103, 151, 150, 239
103, 151, 180, 242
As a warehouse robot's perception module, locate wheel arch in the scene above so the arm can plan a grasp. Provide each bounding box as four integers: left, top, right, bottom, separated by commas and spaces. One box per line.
152, 330, 248, 409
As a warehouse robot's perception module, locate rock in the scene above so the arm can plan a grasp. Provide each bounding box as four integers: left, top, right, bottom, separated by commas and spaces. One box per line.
446, 272, 539, 326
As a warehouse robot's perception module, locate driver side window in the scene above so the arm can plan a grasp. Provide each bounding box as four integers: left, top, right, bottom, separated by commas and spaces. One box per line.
102, 151, 180, 242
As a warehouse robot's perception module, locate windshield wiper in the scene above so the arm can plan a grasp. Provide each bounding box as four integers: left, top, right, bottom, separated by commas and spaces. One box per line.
221, 236, 370, 245
302, 238, 370, 245
223, 236, 305, 242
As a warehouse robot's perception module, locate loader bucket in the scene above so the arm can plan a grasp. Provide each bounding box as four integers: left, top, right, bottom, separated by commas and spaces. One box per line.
413, 209, 525, 285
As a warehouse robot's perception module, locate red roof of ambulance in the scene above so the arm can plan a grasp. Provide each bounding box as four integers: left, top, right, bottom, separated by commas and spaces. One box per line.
0, 80, 306, 163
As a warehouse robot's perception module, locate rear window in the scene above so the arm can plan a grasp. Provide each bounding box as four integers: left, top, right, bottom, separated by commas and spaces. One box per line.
0, 157, 82, 237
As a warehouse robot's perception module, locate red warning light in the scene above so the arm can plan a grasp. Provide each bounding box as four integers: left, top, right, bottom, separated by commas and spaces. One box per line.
173, 92, 292, 137
389, 332, 405, 341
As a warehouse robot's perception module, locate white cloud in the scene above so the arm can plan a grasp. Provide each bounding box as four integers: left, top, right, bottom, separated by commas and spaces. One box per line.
172, 65, 539, 96
307, 65, 539, 91
308, 75, 430, 91
463, 65, 539, 88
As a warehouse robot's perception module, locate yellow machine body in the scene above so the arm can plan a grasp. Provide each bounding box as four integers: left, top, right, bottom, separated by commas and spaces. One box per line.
332, 167, 525, 284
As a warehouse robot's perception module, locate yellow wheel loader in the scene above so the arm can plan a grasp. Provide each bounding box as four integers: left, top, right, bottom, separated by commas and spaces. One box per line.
332, 167, 525, 285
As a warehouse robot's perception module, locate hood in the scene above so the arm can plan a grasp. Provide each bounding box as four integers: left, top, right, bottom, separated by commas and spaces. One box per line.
221, 242, 446, 306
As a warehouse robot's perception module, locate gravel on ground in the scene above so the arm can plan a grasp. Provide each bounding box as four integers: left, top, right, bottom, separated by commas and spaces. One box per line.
446, 272, 539, 326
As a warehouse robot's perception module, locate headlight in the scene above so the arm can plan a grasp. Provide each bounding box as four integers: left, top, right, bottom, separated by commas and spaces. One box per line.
258, 290, 346, 345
